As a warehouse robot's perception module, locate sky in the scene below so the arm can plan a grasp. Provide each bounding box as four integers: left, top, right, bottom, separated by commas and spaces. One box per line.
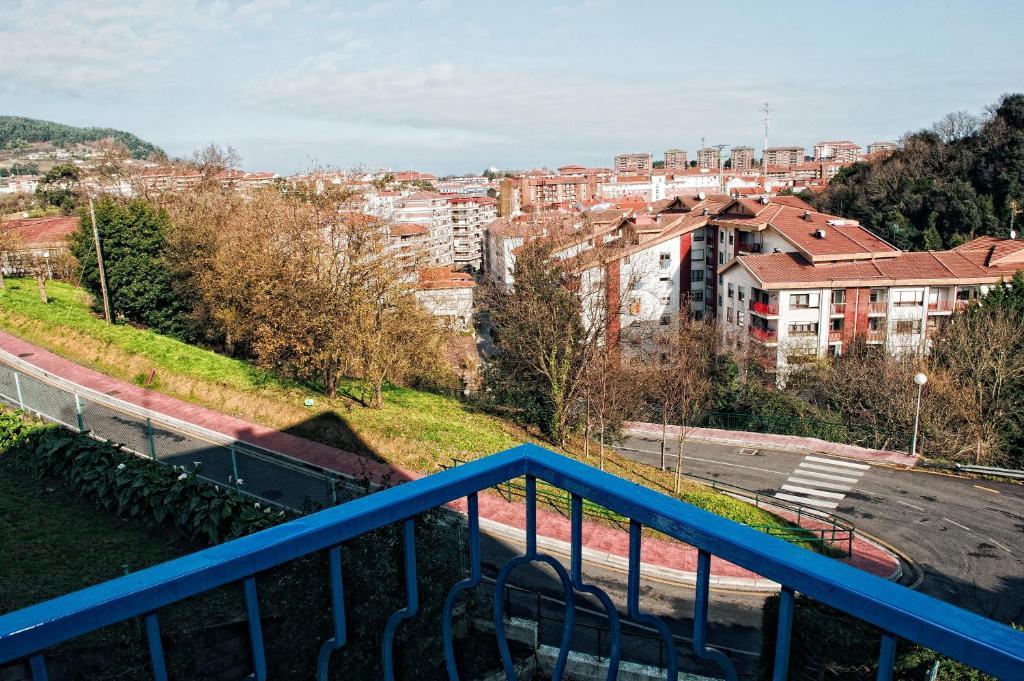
2, 0, 1022, 176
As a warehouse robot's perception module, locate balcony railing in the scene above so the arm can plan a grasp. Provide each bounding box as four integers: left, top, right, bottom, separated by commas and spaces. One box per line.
828, 330, 843, 342
867, 302, 888, 314
831, 303, 846, 315
749, 326, 778, 342
928, 300, 967, 313
1, 444, 1022, 680
749, 300, 779, 316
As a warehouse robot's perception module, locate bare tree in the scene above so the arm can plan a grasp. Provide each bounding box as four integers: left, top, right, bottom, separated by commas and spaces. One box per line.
932, 110, 981, 143
0, 225, 21, 290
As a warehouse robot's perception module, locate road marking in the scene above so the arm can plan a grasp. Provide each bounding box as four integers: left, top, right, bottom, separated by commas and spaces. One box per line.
804, 456, 870, 470
781, 484, 846, 499
986, 538, 1014, 555
774, 493, 839, 509
786, 477, 852, 491
674, 455, 784, 476
942, 517, 973, 533
973, 485, 1000, 494
893, 499, 926, 511
794, 467, 860, 483
798, 462, 866, 477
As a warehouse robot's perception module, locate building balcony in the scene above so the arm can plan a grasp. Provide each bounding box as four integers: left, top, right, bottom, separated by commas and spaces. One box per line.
749, 326, 778, 343
866, 330, 886, 343
828, 330, 843, 343
830, 303, 846, 315
1, 445, 1021, 680
749, 300, 779, 316
736, 242, 762, 254
867, 302, 888, 315
928, 300, 965, 314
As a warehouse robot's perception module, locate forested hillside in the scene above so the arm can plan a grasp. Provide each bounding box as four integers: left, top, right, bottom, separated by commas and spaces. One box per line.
0, 116, 163, 159
814, 93, 1024, 251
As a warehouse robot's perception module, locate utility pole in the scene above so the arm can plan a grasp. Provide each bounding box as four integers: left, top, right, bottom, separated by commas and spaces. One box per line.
89, 197, 112, 324
761, 102, 771, 177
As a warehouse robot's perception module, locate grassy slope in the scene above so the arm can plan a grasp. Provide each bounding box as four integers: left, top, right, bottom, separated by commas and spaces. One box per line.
0, 278, 797, 539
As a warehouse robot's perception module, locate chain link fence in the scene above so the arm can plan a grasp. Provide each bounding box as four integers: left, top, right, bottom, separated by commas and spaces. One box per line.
0, 359, 345, 512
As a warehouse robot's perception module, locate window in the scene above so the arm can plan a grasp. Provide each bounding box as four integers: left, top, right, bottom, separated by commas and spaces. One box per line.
869, 288, 885, 303
659, 253, 672, 269
719, 252, 725, 265
727, 283, 735, 298
738, 286, 746, 302
788, 322, 818, 336
868, 317, 882, 331
692, 290, 704, 303
718, 274, 723, 285
726, 308, 734, 323
659, 274, 671, 282
720, 231, 725, 243
692, 248, 705, 261
895, 319, 922, 334
894, 290, 924, 306
691, 270, 704, 282
737, 310, 745, 325
956, 286, 979, 301
660, 314, 672, 326
789, 293, 819, 309
660, 295, 671, 304
631, 276, 643, 290
830, 317, 844, 331
728, 233, 734, 245
831, 289, 846, 304
694, 231, 705, 242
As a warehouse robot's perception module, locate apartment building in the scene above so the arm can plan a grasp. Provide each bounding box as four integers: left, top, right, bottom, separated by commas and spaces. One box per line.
714, 200, 1024, 371
813, 141, 862, 162
867, 141, 897, 155
696, 147, 721, 169
449, 196, 497, 270
394, 191, 454, 266
730, 146, 755, 171
764, 146, 805, 167
414, 267, 476, 331
497, 178, 522, 217
518, 174, 599, 209
663, 149, 689, 170
614, 152, 653, 174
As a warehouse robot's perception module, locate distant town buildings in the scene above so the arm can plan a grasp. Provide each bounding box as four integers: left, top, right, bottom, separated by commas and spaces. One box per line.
614, 152, 653, 174
813, 141, 862, 162
413, 267, 476, 331
697, 147, 721, 169
449, 196, 497, 270
730, 146, 755, 171
764, 147, 805, 167
867, 141, 898, 155
394, 191, 455, 267
663, 149, 689, 170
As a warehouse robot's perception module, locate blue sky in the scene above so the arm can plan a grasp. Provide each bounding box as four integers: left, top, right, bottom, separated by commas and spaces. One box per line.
2, 0, 1022, 175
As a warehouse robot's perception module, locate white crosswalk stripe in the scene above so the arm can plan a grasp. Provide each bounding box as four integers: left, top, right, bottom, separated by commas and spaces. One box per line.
774, 455, 868, 509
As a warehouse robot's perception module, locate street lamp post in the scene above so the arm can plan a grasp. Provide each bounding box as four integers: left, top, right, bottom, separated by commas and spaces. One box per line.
910, 372, 928, 457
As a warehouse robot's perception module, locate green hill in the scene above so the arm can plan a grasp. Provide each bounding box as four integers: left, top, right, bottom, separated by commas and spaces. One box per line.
0, 115, 163, 159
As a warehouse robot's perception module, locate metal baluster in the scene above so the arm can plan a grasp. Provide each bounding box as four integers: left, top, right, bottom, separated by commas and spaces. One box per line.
74, 393, 84, 432
243, 577, 267, 681
772, 587, 795, 681
443, 493, 481, 680
876, 632, 898, 681
316, 546, 346, 681
28, 654, 47, 681
627, 521, 677, 680
144, 613, 169, 681
693, 550, 738, 680
494, 476, 574, 680
146, 417, 157, 460
382, 518, 419, 681
14, 372, 24, 410
570, 494, 620, 680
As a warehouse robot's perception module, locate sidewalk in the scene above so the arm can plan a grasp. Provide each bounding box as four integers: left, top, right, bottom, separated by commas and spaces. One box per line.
0, 330, 901, 587
626, 421, 919, 467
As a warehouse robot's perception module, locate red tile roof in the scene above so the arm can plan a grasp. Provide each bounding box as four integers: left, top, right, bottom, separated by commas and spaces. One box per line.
391, 223, 428, 237
1, 216, 80, 246
416, 267, 475, 290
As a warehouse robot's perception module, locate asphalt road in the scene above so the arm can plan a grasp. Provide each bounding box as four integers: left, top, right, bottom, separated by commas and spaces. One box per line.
616, 433, 1024, 625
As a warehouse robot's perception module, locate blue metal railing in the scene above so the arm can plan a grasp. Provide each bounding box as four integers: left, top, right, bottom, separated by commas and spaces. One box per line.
1, 443, 1022, 679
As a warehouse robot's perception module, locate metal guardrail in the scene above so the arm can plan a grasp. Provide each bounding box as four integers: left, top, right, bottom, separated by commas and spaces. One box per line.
0, 354, 347, 511
1, 444, 1021, 680
954, 463, 1024, 480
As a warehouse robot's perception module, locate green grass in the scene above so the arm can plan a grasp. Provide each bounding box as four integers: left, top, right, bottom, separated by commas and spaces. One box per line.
0, 278, 821, 549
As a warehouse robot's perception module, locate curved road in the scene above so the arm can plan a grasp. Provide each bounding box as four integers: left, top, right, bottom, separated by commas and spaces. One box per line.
615, 433, 1024, 625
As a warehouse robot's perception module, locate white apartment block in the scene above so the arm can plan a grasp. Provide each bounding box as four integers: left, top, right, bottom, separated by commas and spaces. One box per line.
449, 196, 497, 271
697, 147, 722, 169
713, 198, 1024, 372
394, 191, 454, 267
813, 141, 862, 162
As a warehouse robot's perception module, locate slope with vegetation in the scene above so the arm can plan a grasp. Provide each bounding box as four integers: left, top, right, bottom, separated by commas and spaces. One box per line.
814, 93, 1024, 251
0, 115, 163, 159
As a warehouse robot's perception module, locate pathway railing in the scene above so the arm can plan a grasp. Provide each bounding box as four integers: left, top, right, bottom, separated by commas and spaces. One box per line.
1, 444, 1021, 680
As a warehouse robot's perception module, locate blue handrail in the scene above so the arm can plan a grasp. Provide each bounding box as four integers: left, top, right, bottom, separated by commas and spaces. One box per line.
1, 443, 1022, 679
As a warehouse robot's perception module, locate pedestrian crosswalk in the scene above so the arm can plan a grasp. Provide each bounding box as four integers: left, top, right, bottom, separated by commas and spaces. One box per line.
774, 455, 869, 509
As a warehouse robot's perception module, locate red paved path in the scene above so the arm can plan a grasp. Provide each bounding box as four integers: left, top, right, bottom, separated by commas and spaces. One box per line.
0, 330, 899, 583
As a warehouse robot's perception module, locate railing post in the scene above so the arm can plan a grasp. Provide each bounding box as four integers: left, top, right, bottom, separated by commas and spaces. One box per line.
772, 587, 795, 681
230, 444, 240, 484
146, 417, 157, 460
74, 392, 84, 432
13, 372, 24, 410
